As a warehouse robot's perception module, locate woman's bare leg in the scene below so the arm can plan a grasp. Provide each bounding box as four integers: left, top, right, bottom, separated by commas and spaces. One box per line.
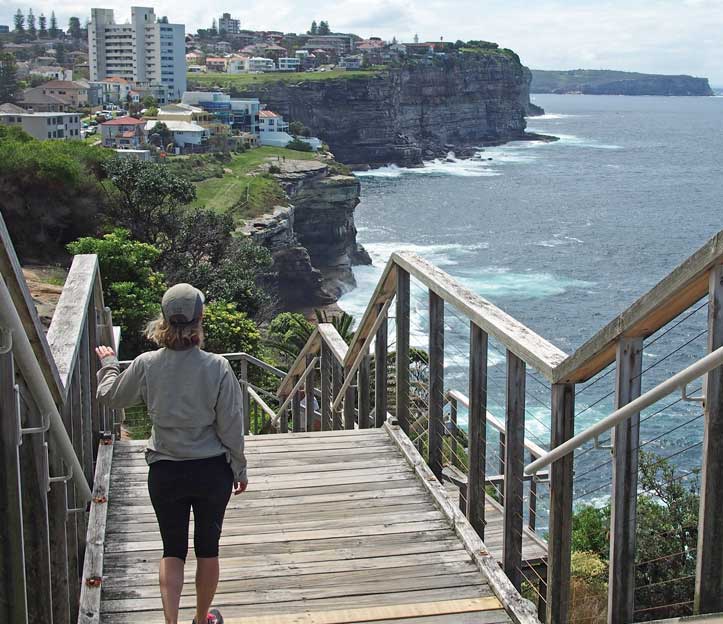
159, 557, 185, 624
195, 557, 220, 623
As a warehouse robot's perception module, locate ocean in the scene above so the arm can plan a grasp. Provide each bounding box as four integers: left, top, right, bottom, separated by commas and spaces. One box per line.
340, 94, 723, 506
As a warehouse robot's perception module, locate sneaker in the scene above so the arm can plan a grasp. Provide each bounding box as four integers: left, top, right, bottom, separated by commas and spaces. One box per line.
192, 609, 224, 624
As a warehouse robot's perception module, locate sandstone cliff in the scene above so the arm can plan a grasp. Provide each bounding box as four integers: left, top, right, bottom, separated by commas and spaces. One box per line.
243, 160, 368, 310
232, 53, 537, 167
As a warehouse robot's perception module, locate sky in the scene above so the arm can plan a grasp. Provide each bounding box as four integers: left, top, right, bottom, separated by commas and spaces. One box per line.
2, 0, 723, 84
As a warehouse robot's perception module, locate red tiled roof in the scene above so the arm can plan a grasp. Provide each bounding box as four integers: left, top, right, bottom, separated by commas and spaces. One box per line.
259, 110, 280, 118
101, 116, 145, 126
104, 77, 131, 84
43, 80, 85, 89
119, 130, 138, 138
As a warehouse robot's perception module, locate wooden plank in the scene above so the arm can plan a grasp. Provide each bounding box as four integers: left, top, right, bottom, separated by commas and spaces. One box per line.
277, 327, 321, 398
374, 303, 388, 428
428, 291, 444, 479
78, 440, 114, 624
467, 323, 488, 537
318, 324, 348, 365
396, 268, 411, 434
545, 383, 575, 624
222, 597, 504, 624
304, 354, 317, 432
608, 336, 643, 624
331, 360, 343, 430
503, 351, 526, 591
0, 352, 28, 624
392, 251, 566, 381
100, 571, 489, 613
554, 231, 723, 383
695, 263, 723, 614
383, 423, 541, 624
291, 376, 302, 433
46, 254, 98, 395
101, 586, 492, 623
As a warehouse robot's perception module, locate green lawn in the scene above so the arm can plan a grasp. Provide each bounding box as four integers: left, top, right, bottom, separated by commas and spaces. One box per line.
187, 69, 381, 90
185, 147, 318, 219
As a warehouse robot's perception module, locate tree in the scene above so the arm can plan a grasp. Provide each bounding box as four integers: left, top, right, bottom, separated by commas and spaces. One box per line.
103, 158, 196, 246
68, 17, 82, 40
308, 21, 318, 35
413, 33, 419, 43
289, 120, 305, 136
49, 11, 59, 39
67, 229, 167, 358
27, 9, 36, 39
203, 301, 262, 356
38, 13, 47, 38
160, 209, 273, 319
267, 312, 313, 362
147, 120, 171, 147
142, 95, 157, 109
55, 42, 66, 64
286, 137, 313, 152
0, 53, 19, 104
14, 10, 25, 33
210, 18, 218, 36
318, 21, 330, 35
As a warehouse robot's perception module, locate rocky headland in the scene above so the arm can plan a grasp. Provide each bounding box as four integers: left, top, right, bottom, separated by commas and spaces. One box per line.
531, 69, 714, 96
231, 52, 542, 167
242, 159, 369, 310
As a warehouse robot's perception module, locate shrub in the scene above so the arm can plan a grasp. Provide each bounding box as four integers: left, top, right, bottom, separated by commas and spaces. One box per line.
203, 300, 261, 356
67, 229, 167, 358
268, 164, 282, 174
286, 137, 313, 152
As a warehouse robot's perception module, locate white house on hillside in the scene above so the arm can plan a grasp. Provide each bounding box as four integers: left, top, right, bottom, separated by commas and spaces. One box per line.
278, 57, 300, 72
246, 57, 276, 73
258, 110, 322, 150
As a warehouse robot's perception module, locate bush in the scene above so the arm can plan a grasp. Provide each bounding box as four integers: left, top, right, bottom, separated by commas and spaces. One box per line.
203, 300, 261, 356
286, 138, 313, 152
67, 229, 167, 358
266, 312, 313, 363
268, 164, 282, 174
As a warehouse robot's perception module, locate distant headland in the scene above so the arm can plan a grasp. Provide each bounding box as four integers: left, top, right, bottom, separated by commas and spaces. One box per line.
531, 69, 714, 96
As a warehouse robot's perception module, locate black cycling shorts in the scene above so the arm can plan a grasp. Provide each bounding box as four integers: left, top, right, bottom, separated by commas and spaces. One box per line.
147, 454, 233, 561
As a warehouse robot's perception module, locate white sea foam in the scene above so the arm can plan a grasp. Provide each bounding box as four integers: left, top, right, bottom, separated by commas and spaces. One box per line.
455, 267, 595, 300
355, 154, 502, 179
527, 131, 622, 150
531, 113, 578, 120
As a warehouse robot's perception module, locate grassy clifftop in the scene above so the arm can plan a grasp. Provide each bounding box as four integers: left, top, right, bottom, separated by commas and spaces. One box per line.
188, 69, 381, 90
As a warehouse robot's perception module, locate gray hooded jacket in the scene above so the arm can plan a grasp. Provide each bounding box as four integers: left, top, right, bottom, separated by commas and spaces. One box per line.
96, 347, 247, 482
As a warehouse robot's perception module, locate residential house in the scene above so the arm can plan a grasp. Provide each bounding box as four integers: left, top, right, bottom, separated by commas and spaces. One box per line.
0, 25, 9, 34
258, 109, 322, 150
338, 55, 363, 70
205, 57, 229, 73
230, 98, 260, 134
181, 91, 232, 124
208, 41, 232, 54
246, 57, 276, 73
226, 56, 250, 74
356, 38, 385, 64
145, 119, 209, 147
40, 81, 92, 107
93, 77, 134, 105
99, 115, 147, 148
30, 66, 74, 81
18, 88, 71, 112
185, 51, 204, 65
278, 57, 300, 72
156, 103, 213, 127
0, 110, 81, 140
302, 35, 355, 56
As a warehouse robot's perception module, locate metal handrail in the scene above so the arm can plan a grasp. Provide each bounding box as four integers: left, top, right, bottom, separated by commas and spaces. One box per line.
525, 344, 723, 475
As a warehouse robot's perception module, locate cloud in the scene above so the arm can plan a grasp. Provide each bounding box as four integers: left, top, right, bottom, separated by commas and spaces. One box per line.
1, 0, 721, 82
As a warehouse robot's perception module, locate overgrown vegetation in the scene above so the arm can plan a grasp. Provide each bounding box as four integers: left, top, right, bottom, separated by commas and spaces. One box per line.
188, 69, 382, 90
569, 451, 700, 621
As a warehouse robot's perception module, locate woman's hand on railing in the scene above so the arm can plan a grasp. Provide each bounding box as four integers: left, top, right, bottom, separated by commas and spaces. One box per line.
233, 480, 248, 496
95, 346, 116, 362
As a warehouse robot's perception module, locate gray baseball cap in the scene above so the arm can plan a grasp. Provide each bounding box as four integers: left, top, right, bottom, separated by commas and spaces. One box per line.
161, 284, 205, 325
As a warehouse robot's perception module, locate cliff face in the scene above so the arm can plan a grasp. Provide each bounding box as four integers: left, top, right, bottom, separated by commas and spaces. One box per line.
234, 54, 533, 166
243, 160, 368, 310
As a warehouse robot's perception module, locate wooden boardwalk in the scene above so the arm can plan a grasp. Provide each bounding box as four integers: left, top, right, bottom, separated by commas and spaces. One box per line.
97, 427, 530, 624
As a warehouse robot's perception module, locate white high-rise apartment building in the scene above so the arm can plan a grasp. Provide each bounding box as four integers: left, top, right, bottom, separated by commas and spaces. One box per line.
88, 7, 186, 101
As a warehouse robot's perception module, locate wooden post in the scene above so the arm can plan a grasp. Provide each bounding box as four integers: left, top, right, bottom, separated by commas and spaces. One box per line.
546, 382, 575, 624
529, 474, 537, 532
86, 299, 101, 450
428, 291, 444, 480
695, 264, 723, 614
79, 326, 93, 482
0, 352, 28, 624
291, 375, 302, 433
320, 342, 332, 432
503, 350, 526, 590
396, 268, 411, 434
467, 322, 488, 538
343, 364, 356, 430
358, 353, 371, 429
374, 304, 388, 428
304, 354, 316, 432
498, 431, 506, 505
331, 360, 343, 430
449, 395, 458, 467
608, 336, 644, 624
239, 357, 250, 435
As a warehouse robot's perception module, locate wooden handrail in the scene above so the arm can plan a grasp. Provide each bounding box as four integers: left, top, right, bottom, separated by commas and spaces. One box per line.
446, 390, 548, 460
